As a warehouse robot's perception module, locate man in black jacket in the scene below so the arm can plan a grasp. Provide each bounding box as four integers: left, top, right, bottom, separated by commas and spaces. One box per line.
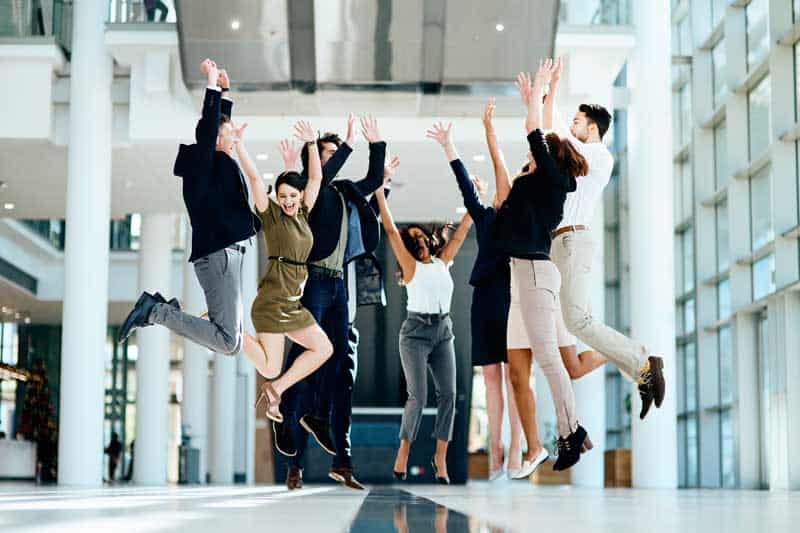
276, 117, 387, 491
118, 59, 260, 355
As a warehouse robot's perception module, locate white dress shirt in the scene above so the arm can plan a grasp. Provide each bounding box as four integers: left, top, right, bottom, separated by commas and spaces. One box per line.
554, 113, 614, 229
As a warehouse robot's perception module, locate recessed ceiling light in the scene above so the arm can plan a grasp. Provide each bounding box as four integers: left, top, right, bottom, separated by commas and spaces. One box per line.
263, 173, 275, 180
3, 202, 14, 210
0, 181, 7, 189
495, 23, 505, 32
124, 181, 133, 189
24, 317, 31, 324
231, 19, 241, 30
472, 154, 486, 162
256, 153, 269, 161
456, 207, 467, 214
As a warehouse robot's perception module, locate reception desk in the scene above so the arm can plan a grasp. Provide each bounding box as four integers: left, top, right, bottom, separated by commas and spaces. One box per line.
0, 439, 37, 480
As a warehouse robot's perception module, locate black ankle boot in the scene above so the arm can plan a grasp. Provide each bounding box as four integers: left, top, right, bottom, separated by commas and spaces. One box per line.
553, 425, 589, 471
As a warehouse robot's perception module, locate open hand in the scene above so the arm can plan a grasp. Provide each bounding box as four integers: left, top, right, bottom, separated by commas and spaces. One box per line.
345, 113, 356, 145
217, 69, 230, 90
200, 58, 216, 74
278, 139, 302, 170
383, 154, 401, 186
549, 57, 563, 86
534, 58, 552, 93
516, 72, 533, 107
425, 121, 453, 147
201, 59, 219, 86
293, 120, 316, 143
360, 115, 382, 143
482, 98, 496, 130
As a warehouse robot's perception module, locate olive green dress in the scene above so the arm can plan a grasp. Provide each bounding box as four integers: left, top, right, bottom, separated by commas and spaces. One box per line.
251, 198, 316, 333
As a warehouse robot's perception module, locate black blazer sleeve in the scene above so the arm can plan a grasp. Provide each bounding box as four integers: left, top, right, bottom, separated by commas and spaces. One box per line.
527, 129, 570, 190
221, 96, 233, 118
451, 159, 488, 221
195, 88, 222, 163
321, 142, 354, 186
367, 185, 390, 214
352, 141, 387, 197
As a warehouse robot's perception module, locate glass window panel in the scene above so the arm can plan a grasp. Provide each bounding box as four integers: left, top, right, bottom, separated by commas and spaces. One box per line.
678, 417, 688, 486
679, 16, 692, 56
686, 341, 697, 412
750, 166, 773, 251
721, 409, 736, 487
686, 413, 699, 487
795, 45, 800, 121
716, 200, 730, 272
753, 254, 776, 300
683, 230, 695, 293
676, 304, 685, 337
795, 0, 800, 23
674, 163, 683, 222
682, 159, 693, 221
717, 278, 731, 320
714, 122, 728, 189
681, 84, 692, 146
746, 0, 769, 70
720, 325, 734, 404
685, 298, 696, 333
712, 39, 726, 107
748, 76, 771, 160
675, 237, 684, 295
676, 344, 686, 413
0, 324, 18, 365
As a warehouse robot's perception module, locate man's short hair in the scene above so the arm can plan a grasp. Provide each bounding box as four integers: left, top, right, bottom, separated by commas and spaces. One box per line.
301, 132, 342, 171
579, 104, 612, 139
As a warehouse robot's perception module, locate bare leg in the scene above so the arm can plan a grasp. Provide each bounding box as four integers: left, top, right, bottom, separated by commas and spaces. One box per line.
242, 332, 285, 379
394, 439, 411, 474
559, 345, 607, 380
434, 439, 449, 479
482, 363, 504, 474
507, 348, 543, 462
270, 323, 333, 397
503, 362, 523, 471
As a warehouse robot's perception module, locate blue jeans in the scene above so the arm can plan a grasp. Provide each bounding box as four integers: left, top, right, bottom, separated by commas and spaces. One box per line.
282, 269, 350, 468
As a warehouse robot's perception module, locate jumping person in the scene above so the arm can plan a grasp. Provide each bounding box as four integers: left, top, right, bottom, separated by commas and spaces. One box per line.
276, 116, 388, 491
374, 160, 473, 485
543, 58, 665, 418
234, 121, 335, 422
427, 117, 523, 481
119, 59, 259, 354
494, 63, 591, 472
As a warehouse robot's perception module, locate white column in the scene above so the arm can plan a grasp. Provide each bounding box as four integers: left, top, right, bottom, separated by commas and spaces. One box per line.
180, 224, 210, 483
211, 342, 236, 482
234, 242, 258, 483
571, 206, 607, 487
133, 214, 174, 485
57, 0, 113, 487
628, 0, 679, 489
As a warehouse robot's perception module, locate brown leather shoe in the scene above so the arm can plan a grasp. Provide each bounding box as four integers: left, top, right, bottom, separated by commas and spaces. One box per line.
329, 467, 365, 490
287, 466, 303, 490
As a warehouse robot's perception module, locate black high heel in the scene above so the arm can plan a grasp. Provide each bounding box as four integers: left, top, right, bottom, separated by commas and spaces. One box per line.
431, 458, 450, 485
393, 470, 407, 481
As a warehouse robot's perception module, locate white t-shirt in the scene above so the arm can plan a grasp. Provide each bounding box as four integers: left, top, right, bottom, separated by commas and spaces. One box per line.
405, 257, 454, 314
554, 113, 614, 228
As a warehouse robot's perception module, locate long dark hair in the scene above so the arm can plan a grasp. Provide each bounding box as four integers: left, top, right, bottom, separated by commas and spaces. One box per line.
396, 223, 454, 283
544, 133, 588, 191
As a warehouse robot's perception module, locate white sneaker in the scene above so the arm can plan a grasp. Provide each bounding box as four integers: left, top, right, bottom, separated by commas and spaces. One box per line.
510, 448, 549, 480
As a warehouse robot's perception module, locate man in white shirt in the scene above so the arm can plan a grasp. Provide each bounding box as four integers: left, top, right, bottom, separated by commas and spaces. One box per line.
543, 59, 665, 420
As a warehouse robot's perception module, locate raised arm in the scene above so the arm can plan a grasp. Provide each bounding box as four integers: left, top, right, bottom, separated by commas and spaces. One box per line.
426, 121, 487, 220
196, 59, 222, 159
295, 121, 323, 211
218, 68, 233, 118
351, 115, 387, 196
374, 186, 417, 284
519, 60, 549, 135
234, 124, 270, 213
482, 99, 512, 205
320, 114, 356, 186
438, 214, 473, 265
542, 58, 558, 131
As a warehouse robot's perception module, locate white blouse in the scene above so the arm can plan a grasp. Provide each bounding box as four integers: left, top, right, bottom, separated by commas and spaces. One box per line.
405, 257, 454, 314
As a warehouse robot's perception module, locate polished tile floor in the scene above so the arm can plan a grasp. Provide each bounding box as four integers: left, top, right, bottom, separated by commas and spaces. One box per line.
0, 481, 796, 532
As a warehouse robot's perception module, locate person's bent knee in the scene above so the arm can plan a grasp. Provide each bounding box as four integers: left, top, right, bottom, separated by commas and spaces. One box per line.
320, 337, 334, 360
564, 305, 592, 334
219, 332, 242, 356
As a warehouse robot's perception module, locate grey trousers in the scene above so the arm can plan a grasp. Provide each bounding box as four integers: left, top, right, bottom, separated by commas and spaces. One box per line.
150, 247, 244, 355
398, 313, 457, 443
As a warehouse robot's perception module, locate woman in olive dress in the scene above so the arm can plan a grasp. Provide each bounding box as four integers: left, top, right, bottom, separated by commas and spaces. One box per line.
234, 119, 333, 422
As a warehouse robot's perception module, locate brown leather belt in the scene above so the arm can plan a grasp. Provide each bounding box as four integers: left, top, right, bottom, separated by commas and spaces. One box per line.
551, 225, 588, 238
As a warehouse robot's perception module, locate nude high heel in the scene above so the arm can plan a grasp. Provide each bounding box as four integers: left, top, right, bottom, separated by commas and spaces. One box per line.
255, 381, 283, 423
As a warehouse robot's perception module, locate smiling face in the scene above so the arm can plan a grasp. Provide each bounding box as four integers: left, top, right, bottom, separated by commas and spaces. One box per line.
276, 183, 304, 217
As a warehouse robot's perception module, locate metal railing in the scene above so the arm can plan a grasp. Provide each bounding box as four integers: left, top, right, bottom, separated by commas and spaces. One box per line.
560, 0, 632, 26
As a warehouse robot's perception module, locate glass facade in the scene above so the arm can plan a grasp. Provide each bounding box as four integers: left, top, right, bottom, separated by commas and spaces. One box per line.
748, 76, 771, 160
746, 0, 769, 70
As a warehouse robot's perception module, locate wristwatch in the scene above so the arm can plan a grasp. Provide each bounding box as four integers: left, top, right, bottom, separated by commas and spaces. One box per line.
221, 87, 230, 92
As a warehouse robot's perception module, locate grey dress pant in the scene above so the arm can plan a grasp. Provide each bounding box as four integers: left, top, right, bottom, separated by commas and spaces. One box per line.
150, 247, 244, 355
398, 312, 457, 443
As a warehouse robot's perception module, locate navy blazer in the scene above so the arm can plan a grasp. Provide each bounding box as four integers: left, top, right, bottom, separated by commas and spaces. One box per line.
450, 159, 510, 287
173, 89, 260, 262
